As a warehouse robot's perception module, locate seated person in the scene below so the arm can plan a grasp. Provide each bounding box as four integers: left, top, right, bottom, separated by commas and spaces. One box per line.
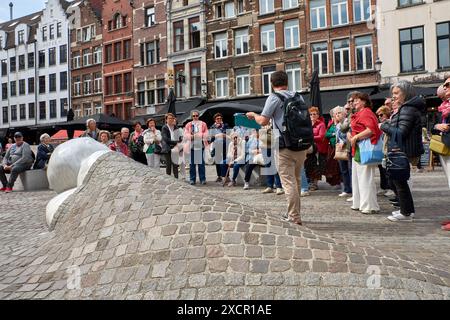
224, 132, 246, 187
0, 132, 34, 192
33, 133, 55, 170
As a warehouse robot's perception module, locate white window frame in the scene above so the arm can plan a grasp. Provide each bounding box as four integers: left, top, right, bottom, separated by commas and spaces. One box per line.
145, 7, 155, 27
283, 0, 298, 10
74, 81, 81, 96
259, 0, 274, 15
286, 62, 301, 92
82, 26, 91, 42
312, 42, 328, 75
214, 32, 228, 59
95, 103, 102, 114
17, 30, 25, 45
237, 0, 245, 14
224, 2, 236, 19
353, 0, 371, 23
310, 0, 327, 30
83, 77, 92, 95
355, 36, 373, 71
215, 71, 228, 98
333, 39, 350, 74
262, 65, 276, 95
94, 75, 102, 93
284, 20, 300, 49
75, 109, 82, 118
235, 28, 249, 56
235, 68, 250, 96
73, 54, 81, 69
331, 0, 348, 27
93, 47, 102, 64
83, 50, 92, 66
261, 24, 275, 52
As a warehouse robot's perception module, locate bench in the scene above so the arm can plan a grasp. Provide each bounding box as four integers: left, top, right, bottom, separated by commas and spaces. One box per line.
19, 169, 49, 191
235, 165, 267, 187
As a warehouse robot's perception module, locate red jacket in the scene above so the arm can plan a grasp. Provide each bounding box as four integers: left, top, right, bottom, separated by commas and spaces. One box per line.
313, 120, 328, 154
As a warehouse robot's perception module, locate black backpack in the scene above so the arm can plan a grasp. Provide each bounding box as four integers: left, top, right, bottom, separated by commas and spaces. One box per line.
274, 92, 314, 151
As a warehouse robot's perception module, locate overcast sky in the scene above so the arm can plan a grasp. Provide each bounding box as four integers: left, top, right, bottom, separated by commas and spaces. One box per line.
0, 0, 47, 23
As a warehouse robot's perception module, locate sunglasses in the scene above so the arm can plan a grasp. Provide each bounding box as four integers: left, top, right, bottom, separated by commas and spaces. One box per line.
347, 100, 354, 103
377, 114, 384, 118
444, 82, 450, 89
215, 117, 222, 120
192, 115, 199, 118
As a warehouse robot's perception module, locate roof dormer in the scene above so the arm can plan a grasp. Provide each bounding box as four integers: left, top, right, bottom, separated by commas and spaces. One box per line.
15, 23, 28, 46
0, 30, 6, 50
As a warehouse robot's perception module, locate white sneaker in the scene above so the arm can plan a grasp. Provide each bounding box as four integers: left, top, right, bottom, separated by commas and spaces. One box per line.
300, 191, 310, 197
346, 197, 353, 202
338, 192, 351, 197
276, 188, 284, 195
384, 190, 395, 197
262, 187, 273, 194
243, 182, 250, 190
388, 213, 414, 222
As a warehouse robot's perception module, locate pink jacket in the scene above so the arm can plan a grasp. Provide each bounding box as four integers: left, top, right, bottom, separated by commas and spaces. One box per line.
183, 121, 209, 153
313, 120, 328, 154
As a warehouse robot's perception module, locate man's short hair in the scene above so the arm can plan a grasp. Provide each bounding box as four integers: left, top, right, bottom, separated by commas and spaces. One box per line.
165, 113, 175, 121
270, 71, 288, 87
40, 133, 50, 142
213, 113, 223, 120
121, 127, 129, 133
86, 118, 96, 127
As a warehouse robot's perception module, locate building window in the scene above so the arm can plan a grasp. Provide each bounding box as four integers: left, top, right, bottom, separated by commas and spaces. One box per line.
10, 81, 16, 96
49, 100, 57, 119
1, 60, 6, 76
75, 107, 82, 118
57, 22, 62, 38
224, 2, 235, 18
114, 42, 121, 61
437, 21, 450, 70
235, 28, 249, 55
48, 47, 56, 66
93, 46, 102, 64
147, 81, 156, 105
39, 50, 45, 68
29, 103, 35, 119
261, 24, 275, 52
83, 75, 92, 95
312, 42, 328, 75
156, 80, 165, 104
331, 0, 348, 26
333, 39, 350, 73
94, 72, 102, 93
19, 55, 25, 70
19, 79, 25, 95
60, 98, 68, 117
72, 52, 81, 69
190, 61, 201, 97
174, 64, 185, 97
83, 103, 92, 117
1, 83, 7, 100
215, 4, 223, 18
28, 53, 34, 68
18, 30, 25, 44
283, 0, 298, 10
238, 0, 244, 14
73, 76, 81, 96
235, 68, 250, 96
398, 0, 423, 7
105, 76, 113, 95
137, 82, 145, 106
39, 101, 46, 120
355, 35, 373, 71
215, 71, 228, 98
60, 71, 67, 91
83, 49, 92, 66
28, 77, 35, 94
141, 40, 160, 65
49, 74, 56, 92
114, 74, 122, 94
399, 26, 424, 73
284, 20, 300, 49
259, 0, 274, 15
105, 44, 112, 63
124, 73, 132, 93
123, 40, 131, 59
353, 0, 370, 22
2, 107, 8, 124
60, 45, 67, 64
145, 7, 155, 27
189, 17, 201, 49
10, 57, 16, 73
310, 0, 327, 30
174, 21, 184, 52
42, 26, 47, 41
82, 26, 92, 42
11, 105, 17, 121
94, 102, 102, 114
114, 13, 122, 29
49, 24, 55, 40
286, 62, 301, 92
262, 65, 276, 95
214, 32, 228, 58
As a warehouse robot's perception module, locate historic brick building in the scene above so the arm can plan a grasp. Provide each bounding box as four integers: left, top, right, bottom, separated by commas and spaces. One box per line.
133, 0, 167, 117
102, 0, 134, 120
70, 0, 104, 119
205, 0, 307, 100
305, 0, 379, 90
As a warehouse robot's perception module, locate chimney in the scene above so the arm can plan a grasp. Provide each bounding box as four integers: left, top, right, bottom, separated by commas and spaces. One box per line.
9, 2, 13, 20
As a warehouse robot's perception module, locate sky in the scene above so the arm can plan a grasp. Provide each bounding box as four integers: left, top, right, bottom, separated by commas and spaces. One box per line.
0, 0, 47, 23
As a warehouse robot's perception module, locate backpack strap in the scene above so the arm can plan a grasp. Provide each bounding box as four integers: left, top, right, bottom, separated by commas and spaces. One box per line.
273, 92, 286, 105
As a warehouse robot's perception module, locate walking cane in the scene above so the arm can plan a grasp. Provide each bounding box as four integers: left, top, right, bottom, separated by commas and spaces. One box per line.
223, 164, 231, 187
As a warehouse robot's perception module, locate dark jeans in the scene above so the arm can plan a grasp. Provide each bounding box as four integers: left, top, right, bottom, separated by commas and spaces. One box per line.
189, 149, 206, 183
378, 165, 389, 190
392, 179, 415, 216
224, 163, 244, 181
338, 160, 352, 193
244, 163, 258, 183
0, 163, 32, 188
164, 153, 178, 179
267, 174, 282, 188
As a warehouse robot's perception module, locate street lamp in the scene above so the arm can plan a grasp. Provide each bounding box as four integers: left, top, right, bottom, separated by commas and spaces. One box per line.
201, 80, 207, 97
375, 58, 383, 83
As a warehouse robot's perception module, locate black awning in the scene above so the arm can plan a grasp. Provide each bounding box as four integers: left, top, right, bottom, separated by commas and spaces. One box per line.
0, 128, 8, 139
370, 86, 438, 100
59, 113, 132, 130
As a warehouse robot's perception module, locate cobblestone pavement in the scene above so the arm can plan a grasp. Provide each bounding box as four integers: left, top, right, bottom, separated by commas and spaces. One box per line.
0, 155, 448, 300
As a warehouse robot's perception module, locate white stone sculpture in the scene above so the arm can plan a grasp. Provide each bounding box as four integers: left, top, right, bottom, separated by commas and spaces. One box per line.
77, 150, 110, 187
46, 188, 77, 228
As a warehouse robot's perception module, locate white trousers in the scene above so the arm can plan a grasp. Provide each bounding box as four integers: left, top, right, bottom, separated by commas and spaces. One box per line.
146, 153, 160, 169
352, 161, 380, 212
440, 155, 450, 189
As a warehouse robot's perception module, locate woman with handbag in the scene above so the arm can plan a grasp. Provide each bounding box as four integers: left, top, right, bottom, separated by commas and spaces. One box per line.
376, 105, 395, 197
143, 118, 162, 169
305, 107, 327, 191
381, 80, 425, 222
161, 113, 180, 179
325, 107, 343, 189
129, 121, 148, 165
334, 106, 352, 197
348, 92, 382, 214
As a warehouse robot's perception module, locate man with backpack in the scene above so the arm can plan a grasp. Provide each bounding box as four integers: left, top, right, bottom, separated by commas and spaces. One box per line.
246, 71, 313, 225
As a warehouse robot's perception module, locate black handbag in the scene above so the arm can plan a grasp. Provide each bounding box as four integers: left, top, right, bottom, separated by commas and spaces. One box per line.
386, 129, 410, 181
154, 144, 162, 154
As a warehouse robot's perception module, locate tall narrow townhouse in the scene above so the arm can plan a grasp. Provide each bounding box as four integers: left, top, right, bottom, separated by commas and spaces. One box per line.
102, 0, 134, 120
167, 0, 207, 104
36, 0, 71, 125
133, 0, 168, 117
70, 0, 104, 119
0, 12, 42, 137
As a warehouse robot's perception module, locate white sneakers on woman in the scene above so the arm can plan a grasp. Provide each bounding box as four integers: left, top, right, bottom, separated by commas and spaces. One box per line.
387, 210, 414, 222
